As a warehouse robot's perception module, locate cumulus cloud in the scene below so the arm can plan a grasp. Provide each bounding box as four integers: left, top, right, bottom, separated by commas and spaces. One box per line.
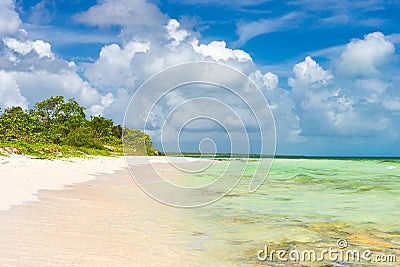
250, 70, 303, 143
0, 0, 21, 36
356, 78, 389, 94
250, 71, 278, 91
336, 32, 395, 77
87, 93, 115, 115
0, 0, 114, 117
3, 38, 55, 59
166, 19, 189, 47
387, 33, 400, 44
192, 40, 252, 62
74, 9, 399, 148
0, 70, 28, 110
289, 56, 392, 137
0, 27, 113, 116
10, 70, 113, 116
288, 56, 333, 90
85, 27, 273, 151
85, 18, 253, 90
85, 41, 149, 88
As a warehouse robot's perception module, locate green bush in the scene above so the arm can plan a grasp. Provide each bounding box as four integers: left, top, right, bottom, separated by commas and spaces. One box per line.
0, 96, 159, 157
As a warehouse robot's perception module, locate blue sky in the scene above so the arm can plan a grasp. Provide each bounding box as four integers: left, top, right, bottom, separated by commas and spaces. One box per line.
1, 0, 400, 156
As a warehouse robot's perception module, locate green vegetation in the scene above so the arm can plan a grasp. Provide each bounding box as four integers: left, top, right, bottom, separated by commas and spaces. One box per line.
0, 96, 159, 158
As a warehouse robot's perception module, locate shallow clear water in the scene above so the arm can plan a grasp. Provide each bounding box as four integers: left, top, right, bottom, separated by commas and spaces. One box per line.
177, 158, 400, 266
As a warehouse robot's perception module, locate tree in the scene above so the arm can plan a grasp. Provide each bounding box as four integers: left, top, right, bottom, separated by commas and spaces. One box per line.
0, 106, 32, 142
30, 96, 65, 130
112, 125, 123, 139
86, 115, 113, 140
65, 127, 103, 149
123, 128, 159, 156
57, 98, 86, 138
30, 96, 86, 143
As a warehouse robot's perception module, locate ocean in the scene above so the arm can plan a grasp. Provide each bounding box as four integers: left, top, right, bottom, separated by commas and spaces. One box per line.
165, 158, 400, 266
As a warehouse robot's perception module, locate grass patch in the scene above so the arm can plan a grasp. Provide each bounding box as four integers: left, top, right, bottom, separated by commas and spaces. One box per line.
0, 141, 123, 159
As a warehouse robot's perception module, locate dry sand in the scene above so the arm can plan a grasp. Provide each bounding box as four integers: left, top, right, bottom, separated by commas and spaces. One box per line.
0, 155, 201, 266
0, 155, 127, 211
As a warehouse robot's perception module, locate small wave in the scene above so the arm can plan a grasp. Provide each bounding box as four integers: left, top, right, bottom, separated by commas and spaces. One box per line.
386, 166, 396, 170
353, 185, 391, 193
355, 185, 375, 192
291, 173, 318, 183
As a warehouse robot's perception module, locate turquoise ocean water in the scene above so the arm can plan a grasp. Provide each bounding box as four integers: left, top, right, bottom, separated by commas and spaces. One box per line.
171, 158, 400, 266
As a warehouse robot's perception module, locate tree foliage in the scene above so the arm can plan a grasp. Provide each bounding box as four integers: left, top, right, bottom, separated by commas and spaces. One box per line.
0, 96, 159, 156
122, 129, 159, 156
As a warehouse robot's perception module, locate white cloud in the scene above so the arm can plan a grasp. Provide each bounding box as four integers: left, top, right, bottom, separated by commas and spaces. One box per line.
236, 12, 303, 45
103, 88, 131, 122
387, 33, 400, 44
74, 0, 167, 29
308, 44, 345, 60
192, 40, 252, 62
382, 98, 400, 111
355, 78, 389, 94
85, 41, 149, 88
250, 70, 303, 143
354, 78, 390, 103
9, 70, 112, 116
0, 0, 21, 36
336, 32, 395, 77
3, 38, 55, 59
0, 1, 111, 116
288, 56, 333, 90
166, 19, 189, 46
28, 0, 55, 25
320, 13, 350, 25
250, 70, 278, 91
85, 18, 253, 92
0, 70, 28, 110
88, 93, 115, 116
289, 56, 391, 137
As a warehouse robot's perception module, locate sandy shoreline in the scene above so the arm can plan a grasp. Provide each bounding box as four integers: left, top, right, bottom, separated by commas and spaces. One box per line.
0, 155, 202, 211
0, 155, 128, 211
0, 155, 198, 266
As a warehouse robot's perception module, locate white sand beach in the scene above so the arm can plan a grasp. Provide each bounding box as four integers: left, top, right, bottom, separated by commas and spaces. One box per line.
0, 155, 197, 266
0, 155, 127, 211
0, 155, 207, 211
